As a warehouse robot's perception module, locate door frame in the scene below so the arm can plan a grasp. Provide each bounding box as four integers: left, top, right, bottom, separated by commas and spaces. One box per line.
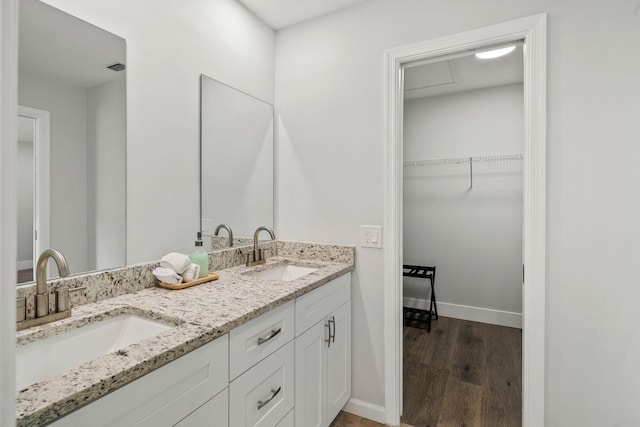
18, 105, 50, 277
1, 0, 18, 423
383, 14, 547, 426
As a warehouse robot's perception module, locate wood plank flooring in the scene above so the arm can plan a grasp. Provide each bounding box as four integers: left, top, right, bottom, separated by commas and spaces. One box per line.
17, 268, 33, 284
331, 317, 521, 427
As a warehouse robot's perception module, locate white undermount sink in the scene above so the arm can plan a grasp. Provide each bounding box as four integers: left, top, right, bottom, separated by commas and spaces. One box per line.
16, 314, 173, 390
250, 264, 318, 282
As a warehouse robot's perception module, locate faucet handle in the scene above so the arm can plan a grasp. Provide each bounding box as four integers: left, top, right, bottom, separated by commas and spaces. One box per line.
16, 297, 26, 322
56, 288, 70, 312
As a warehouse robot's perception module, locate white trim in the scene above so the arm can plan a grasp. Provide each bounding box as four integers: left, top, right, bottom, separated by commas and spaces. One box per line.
403, 297, 522, 329
383, 14, 547, 427
0, 0, 18, 424
343, 398, 386, 425
16, 260, 33, 270
18, 105, 51, 273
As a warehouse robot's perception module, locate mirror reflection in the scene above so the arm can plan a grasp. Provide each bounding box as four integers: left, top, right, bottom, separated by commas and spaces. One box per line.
200, 75, 274, 250
17, 0, 126, 284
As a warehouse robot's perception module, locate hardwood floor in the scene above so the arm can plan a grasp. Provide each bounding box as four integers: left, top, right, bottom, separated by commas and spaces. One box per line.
17, 268, 33, 284
331, 317, 522, 427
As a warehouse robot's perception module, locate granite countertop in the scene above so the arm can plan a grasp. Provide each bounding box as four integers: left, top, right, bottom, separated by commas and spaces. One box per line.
16, 256, 354, 426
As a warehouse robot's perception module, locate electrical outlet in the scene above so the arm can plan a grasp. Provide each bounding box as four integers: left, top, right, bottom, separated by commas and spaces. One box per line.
201, 218, 212, 236
360, 225, 382, 248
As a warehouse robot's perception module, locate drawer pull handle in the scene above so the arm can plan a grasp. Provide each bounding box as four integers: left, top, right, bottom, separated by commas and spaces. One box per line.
330, 316, 336, 344
257, 328, 282, 345
257, 386, 282, 410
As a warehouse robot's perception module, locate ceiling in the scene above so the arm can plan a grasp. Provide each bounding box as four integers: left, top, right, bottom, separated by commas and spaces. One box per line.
19, 0, 125, 89
237, 0, 370, 30
404, 45, 523, 99
236, 0, 522, 98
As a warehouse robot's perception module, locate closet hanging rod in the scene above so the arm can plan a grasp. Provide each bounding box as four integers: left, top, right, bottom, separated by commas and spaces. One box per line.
403, 153, 523, 168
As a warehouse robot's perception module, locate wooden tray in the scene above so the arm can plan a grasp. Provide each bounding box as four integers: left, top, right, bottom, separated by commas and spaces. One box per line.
158, 272, 219, 290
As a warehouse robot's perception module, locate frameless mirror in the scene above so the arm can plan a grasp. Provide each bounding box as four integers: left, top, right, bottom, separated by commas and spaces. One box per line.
200, 75, 274, 250
17, 0, 126, 284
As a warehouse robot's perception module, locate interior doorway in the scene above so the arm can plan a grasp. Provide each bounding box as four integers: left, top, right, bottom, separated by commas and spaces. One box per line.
400, 42, 524, 425
16, 105, 50, 284
383, 14, 547, 427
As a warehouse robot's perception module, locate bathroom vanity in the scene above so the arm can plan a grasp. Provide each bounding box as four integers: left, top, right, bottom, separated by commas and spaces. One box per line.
15, 242, 354, 427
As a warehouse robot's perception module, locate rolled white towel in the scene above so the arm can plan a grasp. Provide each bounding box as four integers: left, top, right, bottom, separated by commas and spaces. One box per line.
153, 267, 183, 285
160, 252, 191, 274
181, 263, 201, 282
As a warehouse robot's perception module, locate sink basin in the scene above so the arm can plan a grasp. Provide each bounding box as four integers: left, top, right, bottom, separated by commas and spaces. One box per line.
250, 264, 318, 282
16, 315, 173, 390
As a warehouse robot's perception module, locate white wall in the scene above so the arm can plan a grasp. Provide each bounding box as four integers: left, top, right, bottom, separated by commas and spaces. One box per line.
403, 84, 523, 320
275, 1, 640, 425
43, 0, 276, 264
86, 76, 126, 271
18, 72, 89, 273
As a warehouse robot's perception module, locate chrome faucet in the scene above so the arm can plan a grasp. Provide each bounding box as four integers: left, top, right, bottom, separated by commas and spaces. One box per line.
214, 223, 234, 247
36, 248, 70, 317
246, 226, 276, 266
17, 248, 71, 331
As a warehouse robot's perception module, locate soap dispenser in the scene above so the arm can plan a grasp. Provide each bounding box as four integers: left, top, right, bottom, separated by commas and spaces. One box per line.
189, 232, 209, 279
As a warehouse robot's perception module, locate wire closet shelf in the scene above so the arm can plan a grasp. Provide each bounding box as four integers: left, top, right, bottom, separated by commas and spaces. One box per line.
403, 153, 523, 188
403, 153, 523, 168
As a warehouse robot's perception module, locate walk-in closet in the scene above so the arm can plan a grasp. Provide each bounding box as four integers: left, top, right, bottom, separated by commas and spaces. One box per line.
401, 44, 524, 426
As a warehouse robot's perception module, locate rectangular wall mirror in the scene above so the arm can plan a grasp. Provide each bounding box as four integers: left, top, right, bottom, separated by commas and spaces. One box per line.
17, 0, 127, 284
200, 75, 274, 250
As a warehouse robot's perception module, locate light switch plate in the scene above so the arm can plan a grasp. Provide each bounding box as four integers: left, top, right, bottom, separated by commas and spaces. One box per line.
360, 225, 382, 248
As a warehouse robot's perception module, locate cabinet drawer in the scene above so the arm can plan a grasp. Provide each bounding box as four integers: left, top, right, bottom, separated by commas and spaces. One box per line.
230, 301, 294, 380
295, 273, 351, 336
174, 388, 228, 427
52, 335, 229, 427
275, 410, 293, 427
229, 341, 294, 427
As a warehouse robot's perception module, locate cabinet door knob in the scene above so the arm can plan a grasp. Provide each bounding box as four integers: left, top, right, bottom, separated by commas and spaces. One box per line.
257, 386, 282, 410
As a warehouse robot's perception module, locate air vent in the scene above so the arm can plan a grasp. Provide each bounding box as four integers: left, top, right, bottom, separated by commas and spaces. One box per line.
107, 63, 125, 72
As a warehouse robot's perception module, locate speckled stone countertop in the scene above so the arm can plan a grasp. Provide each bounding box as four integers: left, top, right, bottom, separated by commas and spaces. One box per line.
16, 255, 354, 426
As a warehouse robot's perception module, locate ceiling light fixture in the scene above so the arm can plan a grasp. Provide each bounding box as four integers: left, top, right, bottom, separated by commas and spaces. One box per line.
475, 46, 516, 59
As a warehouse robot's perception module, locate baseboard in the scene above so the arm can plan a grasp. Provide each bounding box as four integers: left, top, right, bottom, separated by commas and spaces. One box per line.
403, 297, 522, 329
343, 398, 386, 424
16, 260, 32, 270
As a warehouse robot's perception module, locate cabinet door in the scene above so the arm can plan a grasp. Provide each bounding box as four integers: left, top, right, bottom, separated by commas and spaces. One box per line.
326, 302, 351, 423
174, 388, 228, 427
295, 273, 350, 337
294, 319, 328, 427
51, 335, 229, 427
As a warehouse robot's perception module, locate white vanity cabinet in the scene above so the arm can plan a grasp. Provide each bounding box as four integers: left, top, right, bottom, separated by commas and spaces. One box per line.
51, 335, 229, 427
47, 272, 351, 427
294, 273, 352, 427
